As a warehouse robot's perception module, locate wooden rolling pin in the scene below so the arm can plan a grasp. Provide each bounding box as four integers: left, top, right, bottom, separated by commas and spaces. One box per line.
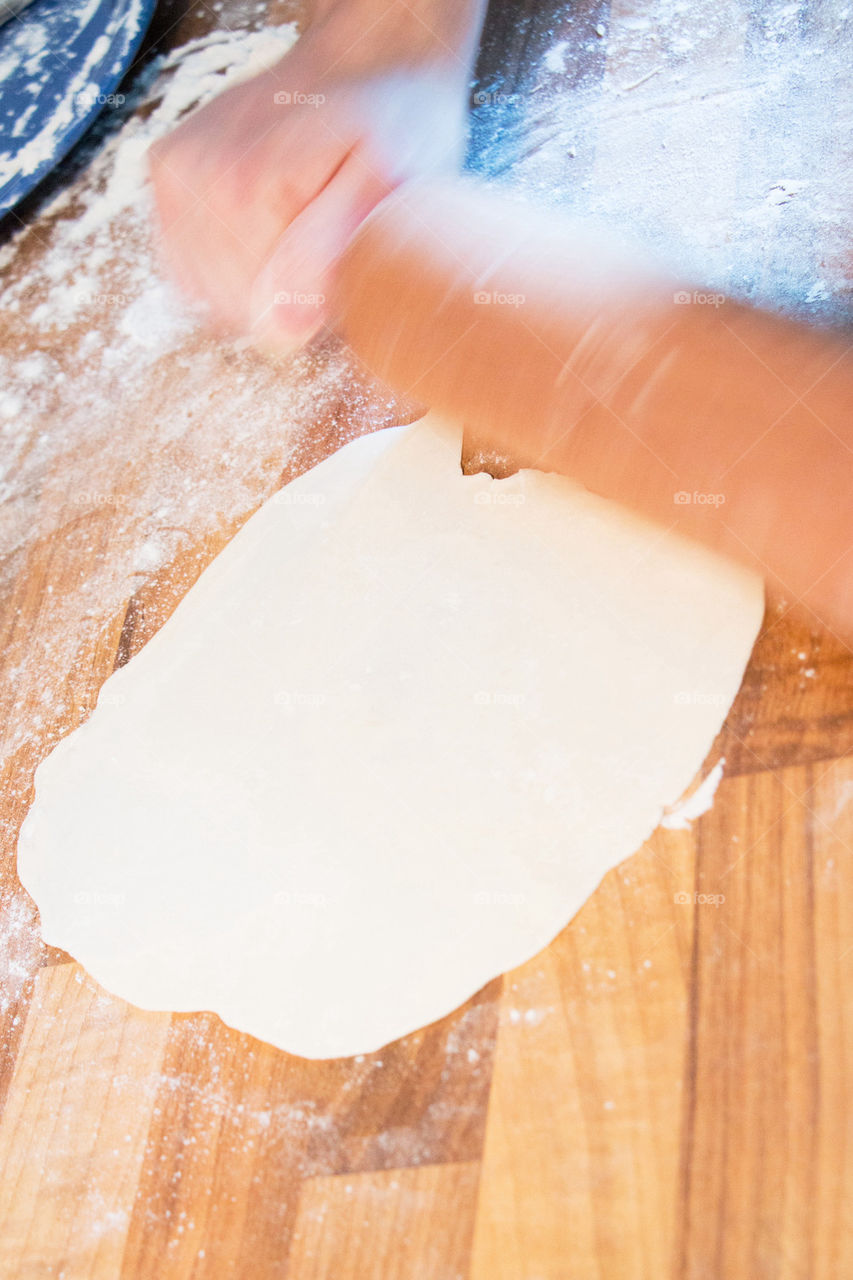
333, 179, 853, 639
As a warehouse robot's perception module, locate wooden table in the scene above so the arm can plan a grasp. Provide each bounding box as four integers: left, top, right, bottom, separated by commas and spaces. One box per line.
1, 0, 851, 1275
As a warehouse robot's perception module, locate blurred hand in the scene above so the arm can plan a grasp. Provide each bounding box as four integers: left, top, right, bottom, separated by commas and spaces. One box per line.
149, 2, 482, 352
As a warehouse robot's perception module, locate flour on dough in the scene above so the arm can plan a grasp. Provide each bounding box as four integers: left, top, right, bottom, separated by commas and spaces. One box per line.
17, 413, 763, 1058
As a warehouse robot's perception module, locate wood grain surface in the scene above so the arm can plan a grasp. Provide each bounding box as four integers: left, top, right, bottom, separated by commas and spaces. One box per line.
1, 0, 852, 1276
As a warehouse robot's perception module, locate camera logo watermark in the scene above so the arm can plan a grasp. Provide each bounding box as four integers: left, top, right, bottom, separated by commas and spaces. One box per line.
673, 691, 728, 707
98, 690, 127, 707
273, 90, 326, 107
274, 291, 325, 308
673, 490, 726, 507
472, 89, 520, 107
272, 489, 326, 506
69, 289, 129, 310
474, 690, 525, 708
73, 890, 126, 906
473, 290, 526, 307
474, 490, 524, 506
71, 490, 128, 508
76, 90, 125, 111
472, 889, 526, 905
274, 690, 329, 708
673, 290, 726, 307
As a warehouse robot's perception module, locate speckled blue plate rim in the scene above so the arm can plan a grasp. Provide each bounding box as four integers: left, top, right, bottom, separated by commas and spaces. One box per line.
0, 0, 157, 216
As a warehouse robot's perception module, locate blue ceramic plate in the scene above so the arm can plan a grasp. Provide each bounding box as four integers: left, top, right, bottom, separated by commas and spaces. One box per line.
0, 0, 156, 215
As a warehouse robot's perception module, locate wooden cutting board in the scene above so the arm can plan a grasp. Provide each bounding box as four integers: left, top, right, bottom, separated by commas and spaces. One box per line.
1, 0, 851, 1276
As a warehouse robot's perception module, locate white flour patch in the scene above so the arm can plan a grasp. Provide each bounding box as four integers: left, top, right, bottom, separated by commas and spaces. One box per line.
118, 280, 198, 353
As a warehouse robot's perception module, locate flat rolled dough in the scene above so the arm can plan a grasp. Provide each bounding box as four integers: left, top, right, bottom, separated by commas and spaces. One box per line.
18, 413, 763, 1058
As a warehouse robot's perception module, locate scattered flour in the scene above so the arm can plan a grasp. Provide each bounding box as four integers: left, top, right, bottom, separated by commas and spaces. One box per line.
118, 281, 196, 353
472, 0, 853, 323
542, 39, 570, 73
0, 22, 406, 788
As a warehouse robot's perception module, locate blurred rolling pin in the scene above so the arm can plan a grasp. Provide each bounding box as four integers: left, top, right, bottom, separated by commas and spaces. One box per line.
333, 178, 853, 638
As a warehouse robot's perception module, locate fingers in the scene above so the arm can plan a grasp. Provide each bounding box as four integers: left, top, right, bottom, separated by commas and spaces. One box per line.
149, 132, 273, 331
148, 84, 352, 334
147, 59, 467, 350
249, 150, 393, 353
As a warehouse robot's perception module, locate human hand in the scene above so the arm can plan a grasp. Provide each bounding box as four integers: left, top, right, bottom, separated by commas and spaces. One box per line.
149, 0, 484, 352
